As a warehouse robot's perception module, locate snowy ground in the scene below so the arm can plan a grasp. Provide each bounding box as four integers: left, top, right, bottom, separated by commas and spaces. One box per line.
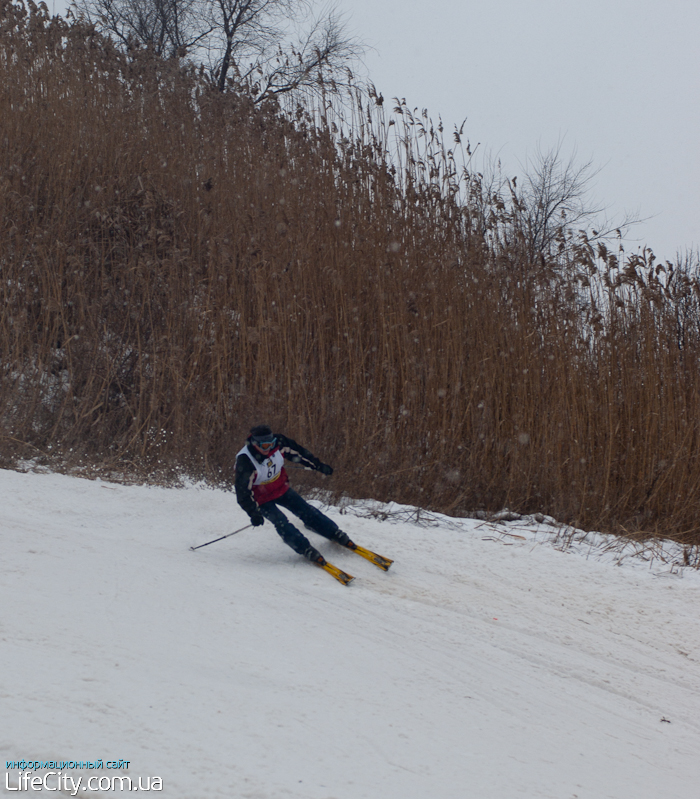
2, 467, 699, 799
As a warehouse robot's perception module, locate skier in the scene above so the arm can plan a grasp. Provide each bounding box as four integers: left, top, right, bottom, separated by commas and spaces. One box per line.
234, 425, 354, 565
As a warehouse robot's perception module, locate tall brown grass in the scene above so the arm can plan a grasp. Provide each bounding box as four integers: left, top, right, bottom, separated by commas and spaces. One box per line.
2, 0, 700, 546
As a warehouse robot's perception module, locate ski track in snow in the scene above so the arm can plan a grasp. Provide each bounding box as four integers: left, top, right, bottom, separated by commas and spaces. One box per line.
1, 468, 699, 799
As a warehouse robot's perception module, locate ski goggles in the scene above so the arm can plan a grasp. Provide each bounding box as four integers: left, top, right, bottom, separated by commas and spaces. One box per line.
252, 434, 277, 452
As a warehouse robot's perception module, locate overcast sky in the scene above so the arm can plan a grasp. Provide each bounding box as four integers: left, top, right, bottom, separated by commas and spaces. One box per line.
49, 0, 699, 260
340, 0, 699, 260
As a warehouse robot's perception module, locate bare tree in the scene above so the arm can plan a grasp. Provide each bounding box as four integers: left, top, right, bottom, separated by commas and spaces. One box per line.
71, 0, 363, 98
491, 141, 642, 275
72, 0, 211, 58
207, 1, 361, 97
504, 143, 606, 264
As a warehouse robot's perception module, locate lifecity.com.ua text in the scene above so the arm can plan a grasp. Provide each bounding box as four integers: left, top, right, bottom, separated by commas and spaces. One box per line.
5, 770, 162, 794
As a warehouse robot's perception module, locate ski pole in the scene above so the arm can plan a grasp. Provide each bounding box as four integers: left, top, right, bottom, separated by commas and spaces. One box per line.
189, 524, 253, 551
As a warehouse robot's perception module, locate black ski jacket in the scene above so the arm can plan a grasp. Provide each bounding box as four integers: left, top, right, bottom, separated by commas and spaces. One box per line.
234, 434, 327, 516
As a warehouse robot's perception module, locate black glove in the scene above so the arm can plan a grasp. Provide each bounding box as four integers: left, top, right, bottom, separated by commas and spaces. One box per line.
318, 463, 333, 476
250, 513, 264, 527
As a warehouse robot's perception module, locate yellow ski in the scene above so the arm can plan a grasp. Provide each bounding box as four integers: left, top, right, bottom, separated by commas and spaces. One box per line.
320, 561, 355, 586
349, 544, 393, 572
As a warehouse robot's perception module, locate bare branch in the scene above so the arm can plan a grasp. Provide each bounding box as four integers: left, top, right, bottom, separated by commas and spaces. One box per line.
71, 0, 363, 100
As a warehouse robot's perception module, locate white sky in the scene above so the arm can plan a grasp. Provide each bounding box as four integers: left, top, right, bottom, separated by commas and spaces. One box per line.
48, 0, 699, 259
340, 0, 700, 260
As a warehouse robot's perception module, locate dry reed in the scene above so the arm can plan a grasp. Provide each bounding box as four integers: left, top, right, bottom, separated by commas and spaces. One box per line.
2, 1, 700, 546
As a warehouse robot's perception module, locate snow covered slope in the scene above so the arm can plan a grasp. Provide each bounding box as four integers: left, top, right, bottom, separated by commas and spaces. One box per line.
2, 469, 699, 798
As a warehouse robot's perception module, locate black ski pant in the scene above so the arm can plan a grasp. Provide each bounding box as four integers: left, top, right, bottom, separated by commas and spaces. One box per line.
259, 488, 341, 555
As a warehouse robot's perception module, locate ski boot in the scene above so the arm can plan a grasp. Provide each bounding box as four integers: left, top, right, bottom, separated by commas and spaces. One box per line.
303, 545, 327, 566
333, 530, 356, 550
